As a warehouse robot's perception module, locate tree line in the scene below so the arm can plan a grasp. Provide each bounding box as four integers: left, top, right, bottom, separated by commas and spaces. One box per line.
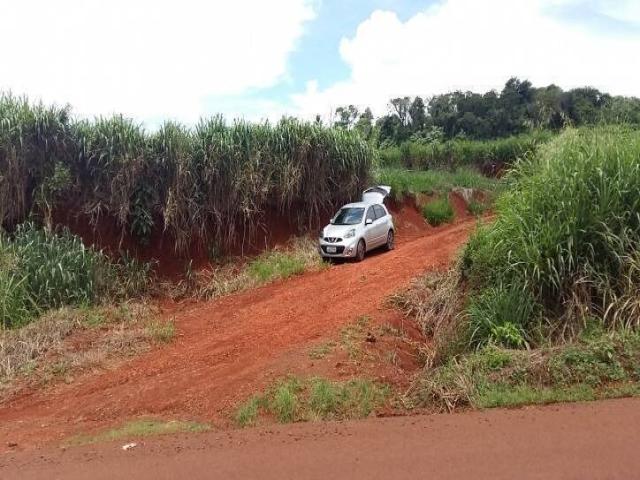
332, 78, 640, 145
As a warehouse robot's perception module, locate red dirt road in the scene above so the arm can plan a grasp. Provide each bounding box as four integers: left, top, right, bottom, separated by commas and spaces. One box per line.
0, 215, 477, 449
4, 398, 640, 479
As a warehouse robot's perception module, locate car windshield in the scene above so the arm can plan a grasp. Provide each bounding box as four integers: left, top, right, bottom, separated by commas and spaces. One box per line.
332, 207, 364, 225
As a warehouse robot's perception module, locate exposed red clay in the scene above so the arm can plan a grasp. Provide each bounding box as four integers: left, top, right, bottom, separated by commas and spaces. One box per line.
0, 206, 476, 450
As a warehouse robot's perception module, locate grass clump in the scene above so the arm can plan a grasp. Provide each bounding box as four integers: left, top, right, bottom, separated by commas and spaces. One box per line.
0, 303, 155, 394
422, 197, 454, 226
234, 376, 388, 427
0, 223, 153, 329
197, 237, 325, 300
67, 419, 210, 446
247, 252, 307, 283
146, 318, 176, 343
413, 327, 640, 412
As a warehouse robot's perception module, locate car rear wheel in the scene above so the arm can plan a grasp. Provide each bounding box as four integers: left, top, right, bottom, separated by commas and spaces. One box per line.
355, 239, 366, 262
385, 230, 395, 251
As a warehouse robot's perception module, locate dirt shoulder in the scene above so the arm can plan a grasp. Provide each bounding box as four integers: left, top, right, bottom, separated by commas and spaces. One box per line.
3, 397, 640, 480
0, 217, 477, 449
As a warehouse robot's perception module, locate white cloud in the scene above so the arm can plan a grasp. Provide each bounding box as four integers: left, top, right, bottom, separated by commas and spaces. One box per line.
292, 0, 640, 120
0, 0, 315, 123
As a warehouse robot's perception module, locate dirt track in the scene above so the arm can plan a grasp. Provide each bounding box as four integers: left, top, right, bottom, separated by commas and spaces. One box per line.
4, 398, 640, 479
0, 212, 477, 449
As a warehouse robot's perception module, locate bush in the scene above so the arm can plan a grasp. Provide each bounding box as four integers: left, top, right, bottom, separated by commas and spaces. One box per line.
422, 197, 454, 226
463, 126, 640, 340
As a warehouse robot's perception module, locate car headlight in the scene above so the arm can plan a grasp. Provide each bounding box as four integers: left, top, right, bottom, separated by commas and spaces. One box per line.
344, 228, 356, 239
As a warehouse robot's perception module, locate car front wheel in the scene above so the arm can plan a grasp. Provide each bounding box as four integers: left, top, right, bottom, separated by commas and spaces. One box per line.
355, 239, 366, 262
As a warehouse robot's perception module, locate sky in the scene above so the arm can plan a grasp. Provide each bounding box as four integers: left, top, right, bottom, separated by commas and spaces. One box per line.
1, 0, 639, 126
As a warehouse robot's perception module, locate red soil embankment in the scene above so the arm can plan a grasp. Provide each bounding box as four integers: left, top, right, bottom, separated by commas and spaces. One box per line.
0, 211, 477, 450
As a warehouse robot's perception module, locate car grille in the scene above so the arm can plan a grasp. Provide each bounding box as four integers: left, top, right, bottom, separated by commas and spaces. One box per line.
323, 237, 342, 243
321, 245, 345, 254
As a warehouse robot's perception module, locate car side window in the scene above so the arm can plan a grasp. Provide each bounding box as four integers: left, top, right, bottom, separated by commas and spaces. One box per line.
374, 204, 386, 220
366, 206, 376, 222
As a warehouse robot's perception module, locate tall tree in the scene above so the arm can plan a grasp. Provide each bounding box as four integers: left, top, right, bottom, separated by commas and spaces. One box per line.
334, 105, 359, 129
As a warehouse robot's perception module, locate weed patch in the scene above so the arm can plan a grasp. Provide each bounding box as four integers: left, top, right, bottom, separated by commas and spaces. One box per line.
412, 328, 640, 412
422, 197, 454, 226
234, 376, 389, 427
66, 419, 209, 446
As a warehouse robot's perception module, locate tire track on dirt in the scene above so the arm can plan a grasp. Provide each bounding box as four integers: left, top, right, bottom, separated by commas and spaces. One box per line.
0, 218, 477, 448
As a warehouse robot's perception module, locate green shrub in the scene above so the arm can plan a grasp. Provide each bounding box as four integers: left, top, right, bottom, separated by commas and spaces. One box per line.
422, 197, 454, 226
247, 251, 307, 283
466, 200, 486, 216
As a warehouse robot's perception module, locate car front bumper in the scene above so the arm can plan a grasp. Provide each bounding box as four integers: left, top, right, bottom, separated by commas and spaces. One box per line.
318, 238, 358, 258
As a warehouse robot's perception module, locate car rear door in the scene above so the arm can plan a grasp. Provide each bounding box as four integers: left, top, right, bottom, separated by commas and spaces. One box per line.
372, 204, 388, 246
364, 206, 377, 248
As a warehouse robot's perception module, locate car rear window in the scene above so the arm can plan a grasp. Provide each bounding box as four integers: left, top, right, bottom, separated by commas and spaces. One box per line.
374, 204, 387, 219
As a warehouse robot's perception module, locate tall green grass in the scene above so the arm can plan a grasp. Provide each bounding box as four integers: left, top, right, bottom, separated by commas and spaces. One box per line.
463, 126, 640, 342
0, 94, 373, 253
378, 131, 552, 171
0, 223, 151, 329
376, 167, 499, 200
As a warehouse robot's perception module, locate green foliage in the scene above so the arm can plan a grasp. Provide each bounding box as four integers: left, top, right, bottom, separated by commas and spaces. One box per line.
463, 127, 640, 340
414, 328, 640, 411
10, 223, 109, 310
422, 197, 454, 226
234, 376, 388, 426
375, 77, 640, 146
378, 132, 550, 170
0, 223, 153, 329
466, 200, 486, 216
247, 251, 307, 283
376, 167, 499, 201
0, 269, 35, 329
0, 94, 373, 253
467, 285, 536, 348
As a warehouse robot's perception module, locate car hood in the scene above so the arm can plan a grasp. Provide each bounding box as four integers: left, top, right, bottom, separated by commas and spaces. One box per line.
322, 224, 358, 238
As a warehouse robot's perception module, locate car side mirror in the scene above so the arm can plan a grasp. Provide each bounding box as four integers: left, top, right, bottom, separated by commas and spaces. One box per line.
365, 218, 373, 226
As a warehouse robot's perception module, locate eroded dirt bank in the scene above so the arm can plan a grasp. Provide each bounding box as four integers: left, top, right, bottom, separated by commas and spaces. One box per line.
0, 216, 477, 449
3, 398, 640, 480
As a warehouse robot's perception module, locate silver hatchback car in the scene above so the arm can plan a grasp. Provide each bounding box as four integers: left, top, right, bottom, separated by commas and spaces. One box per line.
319, 186, 395, 261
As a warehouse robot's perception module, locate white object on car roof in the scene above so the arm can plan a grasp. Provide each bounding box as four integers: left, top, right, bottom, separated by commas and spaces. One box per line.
362, 186, 391, 204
